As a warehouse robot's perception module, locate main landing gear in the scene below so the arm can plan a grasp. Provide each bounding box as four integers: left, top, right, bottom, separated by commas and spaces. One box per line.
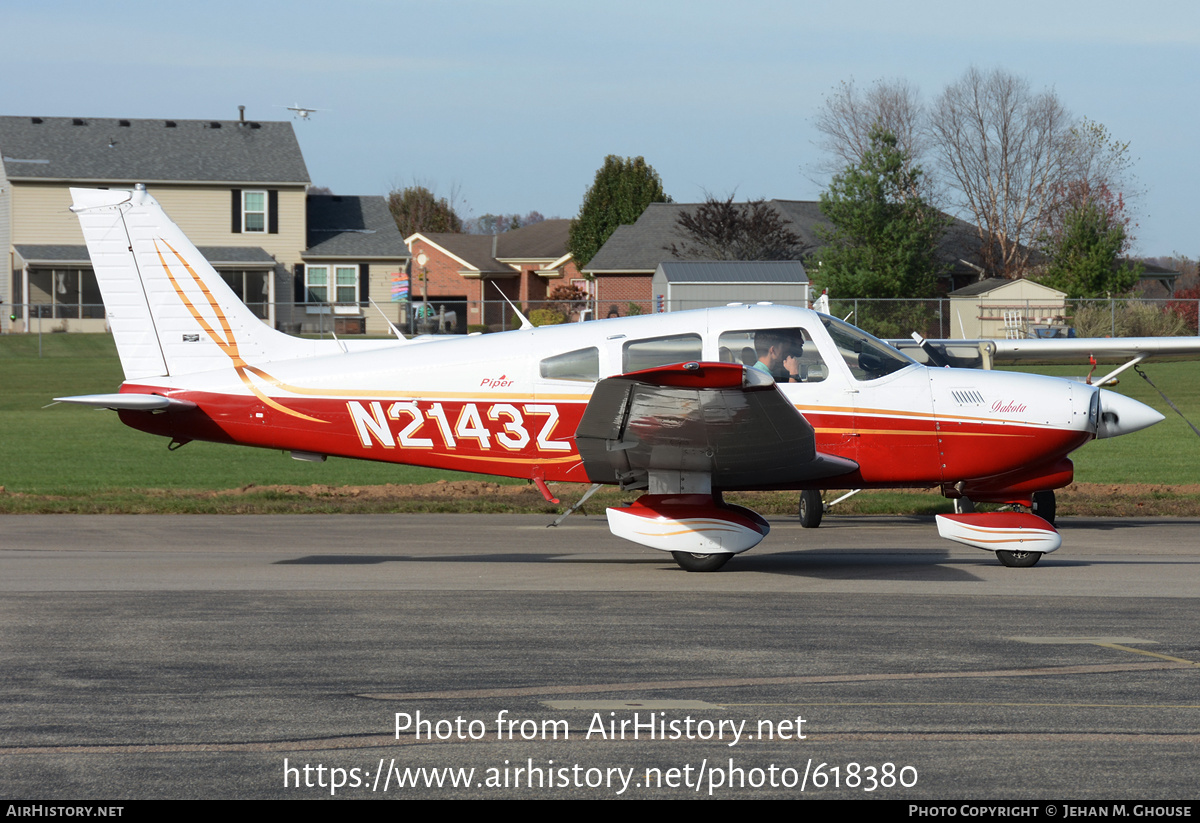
995, 549, 1042, 568
798, 489, 823, 528
1033, 490, 1056, 526
670, 552, 732, 573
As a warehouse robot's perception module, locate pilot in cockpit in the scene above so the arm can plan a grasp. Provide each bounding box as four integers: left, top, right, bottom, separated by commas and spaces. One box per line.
751, 330, 805, 383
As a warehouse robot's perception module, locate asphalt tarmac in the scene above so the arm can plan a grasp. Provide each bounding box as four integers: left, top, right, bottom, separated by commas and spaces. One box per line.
2, 513, 1198, 800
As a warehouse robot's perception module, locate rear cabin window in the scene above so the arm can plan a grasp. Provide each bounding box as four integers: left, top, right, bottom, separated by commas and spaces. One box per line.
622, 334, 702, 373
539, 347, 600, 382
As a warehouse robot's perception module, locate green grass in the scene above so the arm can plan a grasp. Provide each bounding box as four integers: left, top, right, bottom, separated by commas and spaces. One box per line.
2, 334, 1199, 509
0, 333, 522, 494
1001, 362, 1200, 484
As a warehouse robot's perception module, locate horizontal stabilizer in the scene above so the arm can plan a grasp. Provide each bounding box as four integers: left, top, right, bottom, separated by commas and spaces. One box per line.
54, 393, 197, 412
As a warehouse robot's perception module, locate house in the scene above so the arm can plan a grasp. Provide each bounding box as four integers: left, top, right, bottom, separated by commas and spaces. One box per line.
300, 194, 410, 336
0, 114, 408, 333
582, 200, 993, 315
947, 278, 1068, 339
406, 219, 579, 332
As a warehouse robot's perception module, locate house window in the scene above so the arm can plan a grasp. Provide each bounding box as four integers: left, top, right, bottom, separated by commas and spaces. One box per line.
26, 268, 104, 320
219, 270, 270, 319
305, 264, 360, 313
243, 191, 267, 232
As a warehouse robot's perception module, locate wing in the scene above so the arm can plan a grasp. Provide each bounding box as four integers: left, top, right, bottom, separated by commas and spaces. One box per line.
574, 361, 857, 491
891, 335, 1200, 370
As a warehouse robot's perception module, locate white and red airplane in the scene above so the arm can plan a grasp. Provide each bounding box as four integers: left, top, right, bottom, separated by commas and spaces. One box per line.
59, 186, 1173, 571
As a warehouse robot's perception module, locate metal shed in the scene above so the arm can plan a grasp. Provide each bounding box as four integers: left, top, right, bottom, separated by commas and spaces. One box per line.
651, 261, 809, 312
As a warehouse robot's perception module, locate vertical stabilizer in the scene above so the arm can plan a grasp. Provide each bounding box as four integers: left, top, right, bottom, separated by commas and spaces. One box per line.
71, 186, 308, 380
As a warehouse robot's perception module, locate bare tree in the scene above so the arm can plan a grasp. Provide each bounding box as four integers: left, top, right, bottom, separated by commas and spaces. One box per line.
813, 78, 934, 203
667, 195, 804, 261
930, 67, 1076, 278
815, 68, 1142, 280
387, 183, 464, 237
1056, 118, 1143, 247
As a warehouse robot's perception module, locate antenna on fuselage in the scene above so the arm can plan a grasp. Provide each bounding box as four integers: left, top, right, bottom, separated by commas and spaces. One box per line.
369, 299, 408, 343
492, 282, 533, 330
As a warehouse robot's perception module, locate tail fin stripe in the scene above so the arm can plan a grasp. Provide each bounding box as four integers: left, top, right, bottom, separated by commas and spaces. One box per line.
165, 240, 237, 351
153, 240, 237, 358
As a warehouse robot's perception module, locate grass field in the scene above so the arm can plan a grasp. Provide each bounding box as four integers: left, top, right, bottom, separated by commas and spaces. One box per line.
2, 333, 1198, 513
0, 334, 522, 499
1002, 361, 1200, 484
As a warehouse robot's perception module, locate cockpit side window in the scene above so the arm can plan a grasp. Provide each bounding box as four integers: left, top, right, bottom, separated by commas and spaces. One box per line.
539, 347, 600, 382
820, 316, 914, 381
718, 328, 828, 383
622, 334, 703, 373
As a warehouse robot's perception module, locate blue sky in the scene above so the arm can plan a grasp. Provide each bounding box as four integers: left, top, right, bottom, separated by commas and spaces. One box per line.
7, 0, 1197, 254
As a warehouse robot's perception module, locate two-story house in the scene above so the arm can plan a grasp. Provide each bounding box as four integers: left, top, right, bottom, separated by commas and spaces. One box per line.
0, 114, 408, 334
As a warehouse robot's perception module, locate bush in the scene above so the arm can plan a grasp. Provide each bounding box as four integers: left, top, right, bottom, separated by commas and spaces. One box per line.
529, 308, 567, 327
1167, 286, 1200, 334
1072, 302, 1190, 338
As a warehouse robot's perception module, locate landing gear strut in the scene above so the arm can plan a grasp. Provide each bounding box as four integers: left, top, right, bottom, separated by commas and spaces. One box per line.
1033, 490, 1056, 525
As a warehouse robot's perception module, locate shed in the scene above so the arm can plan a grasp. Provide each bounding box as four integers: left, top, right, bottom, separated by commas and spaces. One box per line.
948, 278, 1068, 339
651, 261, 809, 313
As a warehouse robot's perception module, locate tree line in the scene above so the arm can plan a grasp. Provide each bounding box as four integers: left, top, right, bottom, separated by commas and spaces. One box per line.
388, 67, 1156, 305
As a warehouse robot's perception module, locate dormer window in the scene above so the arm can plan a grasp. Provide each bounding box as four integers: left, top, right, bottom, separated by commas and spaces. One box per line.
243, 190, 267, 232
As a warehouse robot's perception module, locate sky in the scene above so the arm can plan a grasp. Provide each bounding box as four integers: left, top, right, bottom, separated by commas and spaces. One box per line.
5, 0, 1197, 255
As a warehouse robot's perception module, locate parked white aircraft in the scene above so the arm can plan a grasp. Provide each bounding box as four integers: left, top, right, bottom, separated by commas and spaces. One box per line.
59, 186, 1174, 571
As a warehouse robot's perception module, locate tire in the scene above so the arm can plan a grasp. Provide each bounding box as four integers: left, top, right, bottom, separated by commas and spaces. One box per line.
1033, 490, 1056, 525
953, 497, 975, 514
996, 550, 1042, 568
671, 552, 732, 572
798, 489, 823, 528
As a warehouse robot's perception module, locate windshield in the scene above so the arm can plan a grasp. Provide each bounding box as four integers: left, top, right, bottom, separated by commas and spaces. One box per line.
820, 315, 916, 381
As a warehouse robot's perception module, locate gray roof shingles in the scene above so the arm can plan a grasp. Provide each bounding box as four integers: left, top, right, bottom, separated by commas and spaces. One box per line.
585, 199, 989, 276
14, 244, 276, 266
304, 195, 409, 259
0, 116, 309, 183
655, 261, 809, 283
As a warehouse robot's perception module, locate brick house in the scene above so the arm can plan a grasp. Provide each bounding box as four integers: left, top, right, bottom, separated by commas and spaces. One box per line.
406, 219, 579, 331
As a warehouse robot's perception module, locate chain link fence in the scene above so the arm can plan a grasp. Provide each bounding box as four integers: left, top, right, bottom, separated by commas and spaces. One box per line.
4, 296, 1197, 341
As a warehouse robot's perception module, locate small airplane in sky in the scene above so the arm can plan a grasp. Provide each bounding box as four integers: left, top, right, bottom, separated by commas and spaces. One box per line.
60, 186, 1177, 571
283, 105, 320, 120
